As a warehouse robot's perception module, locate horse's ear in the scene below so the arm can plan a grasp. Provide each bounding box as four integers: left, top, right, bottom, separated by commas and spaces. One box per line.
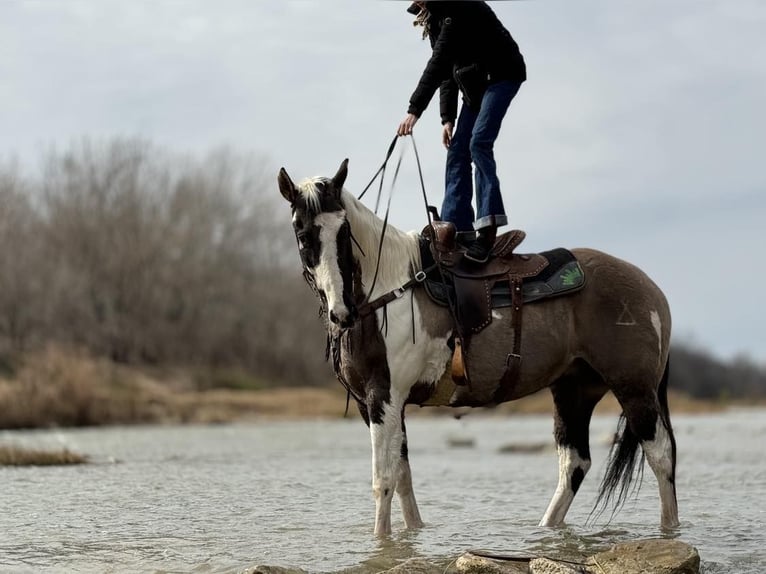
278, 168, 297, 203
331, 158, 349, 197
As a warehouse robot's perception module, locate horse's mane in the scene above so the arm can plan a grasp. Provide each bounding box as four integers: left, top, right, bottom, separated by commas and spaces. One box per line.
340, 189, 422, 299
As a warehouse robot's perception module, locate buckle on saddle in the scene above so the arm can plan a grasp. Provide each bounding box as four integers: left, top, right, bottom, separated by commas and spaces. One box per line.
506, 353, 522, 366
414, 270, 427, 282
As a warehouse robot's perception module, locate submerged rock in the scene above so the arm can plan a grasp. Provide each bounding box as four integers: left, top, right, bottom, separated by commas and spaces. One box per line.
528, 558, 584, 574
245, 539, 698, 574
377, 557, 444, 574
455, 552, 528, 574
496, 442, 552, 454
586, 539, 700, 574
243, 566, 308, 574
455, 539, 699, 574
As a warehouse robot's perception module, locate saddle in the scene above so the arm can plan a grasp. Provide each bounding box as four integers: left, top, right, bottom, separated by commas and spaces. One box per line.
420, 221, 586, 399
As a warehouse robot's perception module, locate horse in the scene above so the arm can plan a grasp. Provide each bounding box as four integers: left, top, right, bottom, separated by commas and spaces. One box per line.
277, 159, 679, 536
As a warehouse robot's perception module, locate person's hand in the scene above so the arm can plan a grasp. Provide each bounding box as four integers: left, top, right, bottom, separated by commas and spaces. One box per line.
397, 113, 419, 136
442, 122, 454, 149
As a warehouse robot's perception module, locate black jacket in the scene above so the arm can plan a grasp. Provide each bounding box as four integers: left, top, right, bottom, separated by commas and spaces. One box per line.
407, 1, 526, 124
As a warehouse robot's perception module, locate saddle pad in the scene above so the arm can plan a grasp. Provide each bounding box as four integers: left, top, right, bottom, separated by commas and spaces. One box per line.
423, 247, 585, 308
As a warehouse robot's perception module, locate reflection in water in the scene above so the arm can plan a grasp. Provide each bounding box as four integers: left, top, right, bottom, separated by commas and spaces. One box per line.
0, 411, 764, 573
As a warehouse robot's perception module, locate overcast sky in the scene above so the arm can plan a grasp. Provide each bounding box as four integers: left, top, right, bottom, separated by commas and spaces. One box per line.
1, 0, 765, 363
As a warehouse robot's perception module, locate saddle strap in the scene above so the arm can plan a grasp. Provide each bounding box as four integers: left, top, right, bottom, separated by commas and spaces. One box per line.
495, 275, 523, 403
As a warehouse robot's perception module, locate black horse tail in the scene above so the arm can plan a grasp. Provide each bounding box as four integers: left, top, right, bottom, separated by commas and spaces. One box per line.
594, 357, 672, 520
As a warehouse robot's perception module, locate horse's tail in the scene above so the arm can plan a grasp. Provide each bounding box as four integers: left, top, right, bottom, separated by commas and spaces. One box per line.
595, 357, 673, 519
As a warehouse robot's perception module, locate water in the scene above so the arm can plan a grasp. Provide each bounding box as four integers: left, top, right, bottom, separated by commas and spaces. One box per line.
1, 409, 764, 573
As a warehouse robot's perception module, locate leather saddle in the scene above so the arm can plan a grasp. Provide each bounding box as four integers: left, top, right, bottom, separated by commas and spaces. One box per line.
420, 221, 586, 395
421, 221, 585, 335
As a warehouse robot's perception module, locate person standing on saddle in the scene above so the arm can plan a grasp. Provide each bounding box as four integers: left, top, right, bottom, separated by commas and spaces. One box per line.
397, 1, 526, 263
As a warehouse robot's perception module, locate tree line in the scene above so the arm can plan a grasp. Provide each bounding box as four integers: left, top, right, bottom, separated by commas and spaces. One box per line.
0, 138, 763, 398
0, 138, 330, 386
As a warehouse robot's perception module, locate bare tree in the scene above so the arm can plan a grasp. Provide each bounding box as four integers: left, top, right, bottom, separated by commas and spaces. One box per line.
0, 163, 49, 355
24, 138, 329, 384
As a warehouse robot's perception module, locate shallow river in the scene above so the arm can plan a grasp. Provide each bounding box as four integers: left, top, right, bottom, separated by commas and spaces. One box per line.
1, 409, 764, 573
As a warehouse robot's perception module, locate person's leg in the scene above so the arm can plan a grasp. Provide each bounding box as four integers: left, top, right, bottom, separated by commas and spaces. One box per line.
470, 80, 522, 232
441, 104, 478, 233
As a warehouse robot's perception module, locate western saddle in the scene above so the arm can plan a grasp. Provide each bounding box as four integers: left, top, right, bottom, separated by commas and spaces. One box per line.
420, 221, 585, 401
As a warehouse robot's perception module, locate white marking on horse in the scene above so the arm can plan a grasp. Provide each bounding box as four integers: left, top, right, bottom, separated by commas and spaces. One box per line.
296, 177, 323, 213
313, 210, 347, 322
650, 310, 662, 359
370, 399, 405, 535
540, 447, 591, 526
641, 418, 679, 527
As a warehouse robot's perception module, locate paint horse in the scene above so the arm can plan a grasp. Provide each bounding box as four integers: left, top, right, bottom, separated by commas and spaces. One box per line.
278, 159, 679, 536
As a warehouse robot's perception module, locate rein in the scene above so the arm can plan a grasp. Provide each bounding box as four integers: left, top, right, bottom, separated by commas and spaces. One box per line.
353, 134, 463, 345
354, 135, 429, 322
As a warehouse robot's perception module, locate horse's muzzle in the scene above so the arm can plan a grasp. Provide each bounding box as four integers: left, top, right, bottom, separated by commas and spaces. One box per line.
329, 305, 358, 330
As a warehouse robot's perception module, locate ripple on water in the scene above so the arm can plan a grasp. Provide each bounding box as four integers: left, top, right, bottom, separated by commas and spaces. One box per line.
1, 413, 765, 573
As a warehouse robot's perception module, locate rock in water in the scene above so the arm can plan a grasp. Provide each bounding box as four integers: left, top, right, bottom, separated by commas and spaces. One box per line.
456, 552, 528, 573
377, 557, 445, 573
529, 557, 584, 574
243, 566, 308, 574
587, 539, 700, 574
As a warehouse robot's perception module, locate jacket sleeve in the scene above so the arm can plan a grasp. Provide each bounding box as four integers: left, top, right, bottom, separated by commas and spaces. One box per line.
407, 17, 457, 118
439, 77, 458, 125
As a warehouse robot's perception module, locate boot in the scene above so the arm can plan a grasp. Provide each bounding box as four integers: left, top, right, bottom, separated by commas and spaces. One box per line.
464, 226, 496, 263
455, 231, 477, 249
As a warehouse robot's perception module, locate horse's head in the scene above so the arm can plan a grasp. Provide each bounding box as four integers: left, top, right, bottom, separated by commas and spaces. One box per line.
278, 159, 358, 330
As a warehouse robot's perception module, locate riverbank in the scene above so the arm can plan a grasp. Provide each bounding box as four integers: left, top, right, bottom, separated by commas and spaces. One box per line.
0, 347, 750, 429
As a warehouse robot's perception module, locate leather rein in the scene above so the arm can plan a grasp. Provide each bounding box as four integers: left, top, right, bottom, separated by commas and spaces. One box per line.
352, 135, 450, 325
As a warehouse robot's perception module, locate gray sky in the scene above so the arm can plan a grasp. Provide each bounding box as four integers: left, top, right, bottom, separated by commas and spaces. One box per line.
2, 0, 765, 363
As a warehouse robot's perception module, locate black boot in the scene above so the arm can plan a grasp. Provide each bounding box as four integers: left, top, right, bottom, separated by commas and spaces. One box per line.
464, 226, 496, 263
455, 231, 477, 249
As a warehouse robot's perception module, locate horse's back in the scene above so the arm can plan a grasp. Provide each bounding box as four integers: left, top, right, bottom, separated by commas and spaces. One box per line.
569, 247, 671, 378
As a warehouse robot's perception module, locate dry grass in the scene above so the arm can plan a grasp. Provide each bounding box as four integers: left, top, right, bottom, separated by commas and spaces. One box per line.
0, 445, 87, 466
0, 347, 353, 428
0, 347, 747, 430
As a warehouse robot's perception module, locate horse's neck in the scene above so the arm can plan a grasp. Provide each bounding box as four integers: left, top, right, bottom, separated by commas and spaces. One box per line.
342, 190, 419, 300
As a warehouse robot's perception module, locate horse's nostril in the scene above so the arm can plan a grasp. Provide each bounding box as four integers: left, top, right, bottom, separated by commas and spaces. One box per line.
329, 311, 340, 324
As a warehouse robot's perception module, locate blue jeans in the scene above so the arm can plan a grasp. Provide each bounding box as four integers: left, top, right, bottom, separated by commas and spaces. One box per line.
441, 80, 522, 232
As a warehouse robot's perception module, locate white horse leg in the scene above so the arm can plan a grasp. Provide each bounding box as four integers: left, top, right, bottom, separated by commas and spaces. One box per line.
396, 419, 424, 529
370, 397, 405, 536
540, 378, 604, 527
540, 446, 591, 526
641, 418, 679, 528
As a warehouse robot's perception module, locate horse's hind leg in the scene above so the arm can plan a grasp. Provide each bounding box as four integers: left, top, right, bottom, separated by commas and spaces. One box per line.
540, 365, 608, 527
396, 415, 424, 529
608, 362, 679, 528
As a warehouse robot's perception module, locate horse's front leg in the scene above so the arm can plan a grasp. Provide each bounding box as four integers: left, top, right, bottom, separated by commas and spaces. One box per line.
368, 388, 405, 536
396, 414, 424, 529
